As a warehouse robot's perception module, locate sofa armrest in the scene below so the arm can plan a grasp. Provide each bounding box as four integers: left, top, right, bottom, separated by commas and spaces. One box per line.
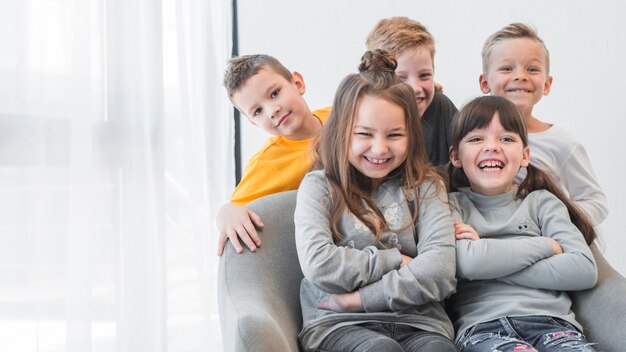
571, 242, 626, 351
218, 191, 303, 352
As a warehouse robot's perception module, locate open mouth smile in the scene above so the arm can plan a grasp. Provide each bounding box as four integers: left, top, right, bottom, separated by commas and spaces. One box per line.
478, 159, 504, 172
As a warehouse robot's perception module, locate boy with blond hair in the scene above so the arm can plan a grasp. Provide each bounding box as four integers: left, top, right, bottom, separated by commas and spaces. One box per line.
479, 23, 608, 225
216, 54, 330, 255
366, 16, 458, 166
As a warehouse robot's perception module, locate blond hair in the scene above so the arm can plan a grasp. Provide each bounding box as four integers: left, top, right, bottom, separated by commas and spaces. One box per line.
482, 23, 550, 74
223, 54, 292, 98
365, 17, 435, 60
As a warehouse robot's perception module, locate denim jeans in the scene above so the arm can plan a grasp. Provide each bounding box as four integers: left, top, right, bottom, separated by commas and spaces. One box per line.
456, 316, 597, 352
316, 322, 457, 352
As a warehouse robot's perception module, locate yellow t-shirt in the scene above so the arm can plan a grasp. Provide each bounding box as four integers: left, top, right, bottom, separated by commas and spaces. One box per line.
230, 107, 331, 206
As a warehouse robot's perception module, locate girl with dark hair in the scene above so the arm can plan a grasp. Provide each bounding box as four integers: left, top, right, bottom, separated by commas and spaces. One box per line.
448, 95, 598, 351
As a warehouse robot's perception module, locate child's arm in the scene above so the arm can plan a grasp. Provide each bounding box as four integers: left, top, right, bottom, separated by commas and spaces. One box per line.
216, 136, 312, 255
450, 197, 556, 281
496, 191, 598, 291
560, 143, 608, 225
295, 172, 403, 294
357, 180, 456, 312
455, 238, 556, 280
215, 202, 263, 255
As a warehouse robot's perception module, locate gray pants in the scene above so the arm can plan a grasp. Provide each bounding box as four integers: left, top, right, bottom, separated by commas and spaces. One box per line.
316, 322, 457, 352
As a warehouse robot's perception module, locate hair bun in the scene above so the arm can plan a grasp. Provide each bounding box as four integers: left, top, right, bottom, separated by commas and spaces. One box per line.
358, 49, 397, 74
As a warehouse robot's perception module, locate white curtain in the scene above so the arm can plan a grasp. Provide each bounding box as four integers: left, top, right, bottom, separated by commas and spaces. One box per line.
0, 0, 233, 351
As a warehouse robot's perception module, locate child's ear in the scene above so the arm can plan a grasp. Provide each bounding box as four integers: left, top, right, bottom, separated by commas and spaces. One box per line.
449, 147, 463, 168
543, 75, 553, 96
291, 71, 306, 95
520, 146, 531, 167
479, 74, 491, 94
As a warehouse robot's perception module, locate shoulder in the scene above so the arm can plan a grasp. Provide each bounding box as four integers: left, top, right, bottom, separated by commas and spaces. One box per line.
523, 189, 566, 213
241, 136, 286, 170
447, 190, 468, 220
430, 92, 458, 114
300, 170, 328, 192
417, 176, 448, 202
523, 189, 552, 203
297, 170, 332, 207
448, 188, 472, 207
448, 189, 466, 202
302, 169, 326, 182
313, 106, 332, 124
531, 124, 581, 148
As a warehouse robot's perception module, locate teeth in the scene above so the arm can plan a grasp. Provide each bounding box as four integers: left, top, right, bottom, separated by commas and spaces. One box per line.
367, 157, 389, 164
479, 160, 504, 169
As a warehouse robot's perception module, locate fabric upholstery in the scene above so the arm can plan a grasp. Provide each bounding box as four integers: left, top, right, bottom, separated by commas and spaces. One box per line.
218, 191, 626, 352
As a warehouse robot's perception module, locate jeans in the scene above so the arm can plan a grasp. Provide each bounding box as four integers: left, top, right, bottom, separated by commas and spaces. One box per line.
456, 316, 597, 352
316, 322, 457, 352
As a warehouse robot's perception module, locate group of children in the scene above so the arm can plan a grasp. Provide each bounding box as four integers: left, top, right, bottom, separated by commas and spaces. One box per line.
217, 17, 606, 352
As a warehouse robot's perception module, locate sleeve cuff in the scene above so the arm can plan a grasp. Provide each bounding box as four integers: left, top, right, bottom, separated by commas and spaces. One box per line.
358, 247, 402, 312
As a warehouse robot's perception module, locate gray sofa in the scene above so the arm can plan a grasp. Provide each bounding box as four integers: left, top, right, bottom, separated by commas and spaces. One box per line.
218, 190, 626, 352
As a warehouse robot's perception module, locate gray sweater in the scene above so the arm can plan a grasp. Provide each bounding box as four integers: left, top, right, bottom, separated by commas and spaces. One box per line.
295, 170, 456, 351
449, 188, 598, 341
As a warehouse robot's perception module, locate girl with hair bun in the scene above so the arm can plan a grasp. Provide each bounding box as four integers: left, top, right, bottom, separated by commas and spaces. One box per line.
294, 49, 458, 352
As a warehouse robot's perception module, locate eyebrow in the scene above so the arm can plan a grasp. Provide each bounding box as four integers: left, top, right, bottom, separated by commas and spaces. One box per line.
354, 125, 407, 132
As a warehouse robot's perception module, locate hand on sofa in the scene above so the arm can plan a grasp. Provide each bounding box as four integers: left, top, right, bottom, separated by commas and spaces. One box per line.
216, 202, 264, 255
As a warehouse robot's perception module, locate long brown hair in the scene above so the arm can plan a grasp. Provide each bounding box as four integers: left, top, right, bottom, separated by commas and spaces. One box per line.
449, 96, 596, 244
315, 49, 441, 242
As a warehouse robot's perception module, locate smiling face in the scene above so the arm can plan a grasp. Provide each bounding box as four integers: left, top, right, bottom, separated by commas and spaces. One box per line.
231, 67, 312, 139
450, 112, 530, 196
349, 95, 409, 189
395, 47, 435, 117
480, 38, 552, 119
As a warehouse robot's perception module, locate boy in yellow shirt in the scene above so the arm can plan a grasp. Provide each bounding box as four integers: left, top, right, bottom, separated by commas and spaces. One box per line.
216, 54, 330, 255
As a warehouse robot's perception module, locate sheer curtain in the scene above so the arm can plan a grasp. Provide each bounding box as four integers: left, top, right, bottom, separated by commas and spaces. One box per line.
0, 0, 232, 351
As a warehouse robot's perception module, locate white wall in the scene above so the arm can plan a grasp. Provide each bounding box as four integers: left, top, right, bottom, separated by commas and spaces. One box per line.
236, 0, 626, 275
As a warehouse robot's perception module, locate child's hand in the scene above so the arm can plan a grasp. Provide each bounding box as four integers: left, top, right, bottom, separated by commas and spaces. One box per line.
216, 202, 264, 256
317, 291, 364, 313
434, 81, 444, 93
547, 238, 563, 255
401, 255, 412, 267
454, 221, 480, 241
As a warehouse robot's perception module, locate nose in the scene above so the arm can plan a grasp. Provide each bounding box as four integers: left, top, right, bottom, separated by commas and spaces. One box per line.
268, 104, 281, 119
483, 143, 501, 152
513, 69, 528, 81
371, 137, 389, 154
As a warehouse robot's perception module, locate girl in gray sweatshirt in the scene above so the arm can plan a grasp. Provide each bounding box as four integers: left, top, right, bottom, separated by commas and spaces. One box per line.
294, 50, 457, 352
447, 96, 598, 352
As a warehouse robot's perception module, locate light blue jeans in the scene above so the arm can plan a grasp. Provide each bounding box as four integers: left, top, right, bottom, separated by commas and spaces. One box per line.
456, 316, 597, 352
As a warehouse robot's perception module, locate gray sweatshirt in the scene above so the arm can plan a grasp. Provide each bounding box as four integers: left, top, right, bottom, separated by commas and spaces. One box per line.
295, 170, 456, 351
449, 187, 598, 341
